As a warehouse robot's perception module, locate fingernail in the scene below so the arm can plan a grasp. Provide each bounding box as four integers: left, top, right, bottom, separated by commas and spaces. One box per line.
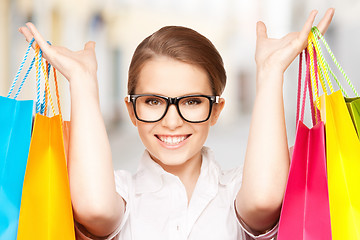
311, 9, 318, 15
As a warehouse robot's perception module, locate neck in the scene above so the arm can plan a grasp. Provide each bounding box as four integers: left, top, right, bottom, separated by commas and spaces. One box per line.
158, 151, 202, 180
153, 151, 202, 202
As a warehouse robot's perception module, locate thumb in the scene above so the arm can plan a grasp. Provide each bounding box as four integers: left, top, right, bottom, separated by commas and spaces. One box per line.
84, 41, 96, 50
256, 21, 268, 39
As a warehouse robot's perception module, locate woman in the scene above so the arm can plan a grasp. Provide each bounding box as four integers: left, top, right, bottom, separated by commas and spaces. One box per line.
19, 8, 334, 239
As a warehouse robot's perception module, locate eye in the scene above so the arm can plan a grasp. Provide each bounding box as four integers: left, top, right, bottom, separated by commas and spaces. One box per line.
145, 98, 163, 106
184, 98, 202, 106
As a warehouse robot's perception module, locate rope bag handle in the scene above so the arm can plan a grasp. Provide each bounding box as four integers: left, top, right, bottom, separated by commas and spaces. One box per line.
7, 38, 36, 99
311, 26, 359, 97
35, 45, 62, 118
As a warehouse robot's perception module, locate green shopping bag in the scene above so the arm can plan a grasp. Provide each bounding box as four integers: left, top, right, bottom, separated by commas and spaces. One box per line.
345, 97, 360, 137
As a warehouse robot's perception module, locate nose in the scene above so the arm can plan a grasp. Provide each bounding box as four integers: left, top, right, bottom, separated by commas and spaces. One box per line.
161, 104, 184, 129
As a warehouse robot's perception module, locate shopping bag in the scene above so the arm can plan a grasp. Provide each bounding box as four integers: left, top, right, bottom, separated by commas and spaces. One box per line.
277, 50, 332, 240
45, 54, 71, 161
17, 46, 75, 240
310, 26, 360, 137
62, 121, 71, 162
0, 40, 36, 239
42, 59, 71, 162
345, 97, 360, 137
320, 92, 360, 239
310, 27, 360, 239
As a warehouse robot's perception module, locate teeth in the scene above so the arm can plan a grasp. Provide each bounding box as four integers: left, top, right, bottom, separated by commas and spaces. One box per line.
158, 136, 188, 145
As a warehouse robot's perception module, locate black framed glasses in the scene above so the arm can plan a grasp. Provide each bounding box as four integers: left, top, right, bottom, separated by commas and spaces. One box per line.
127, 94, 220, 123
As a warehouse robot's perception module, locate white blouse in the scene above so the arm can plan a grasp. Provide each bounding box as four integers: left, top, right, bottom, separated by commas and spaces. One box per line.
75, 147, 278, 240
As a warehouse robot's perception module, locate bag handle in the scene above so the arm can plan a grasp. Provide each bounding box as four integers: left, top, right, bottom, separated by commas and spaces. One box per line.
296, 51, 310, 124
35, 45, 55, 116
306, 48, 320, 125
308, 31, 333, 95
306, 39, 322, 123
35, 45, 42, 113
45, 41, 62, 116
7, 38, 36, 99
36, 46, 62, 117
311, 26, 359, 97
296, 48, 320, 127
296, 51, 304, 124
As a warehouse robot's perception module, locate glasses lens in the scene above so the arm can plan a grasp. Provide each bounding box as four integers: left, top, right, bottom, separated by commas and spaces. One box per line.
179, 96, 211, 122
135, 96, 167, 121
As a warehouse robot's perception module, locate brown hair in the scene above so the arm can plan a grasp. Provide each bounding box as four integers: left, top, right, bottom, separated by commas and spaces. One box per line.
128, 26, 226, 95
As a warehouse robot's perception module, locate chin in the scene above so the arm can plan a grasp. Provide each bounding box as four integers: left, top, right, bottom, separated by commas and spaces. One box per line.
148, 147, 200, 167
151, 151, 188, 166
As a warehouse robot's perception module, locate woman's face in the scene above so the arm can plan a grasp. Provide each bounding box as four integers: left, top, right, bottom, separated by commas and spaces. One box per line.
125, 56, 224, 168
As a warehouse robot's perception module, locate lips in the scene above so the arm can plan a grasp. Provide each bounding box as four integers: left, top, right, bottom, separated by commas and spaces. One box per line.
155, 134, 191, 145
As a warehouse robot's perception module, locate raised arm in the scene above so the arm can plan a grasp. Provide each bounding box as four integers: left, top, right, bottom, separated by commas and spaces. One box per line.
235, 9, 334, 233
19, 23, 125, 237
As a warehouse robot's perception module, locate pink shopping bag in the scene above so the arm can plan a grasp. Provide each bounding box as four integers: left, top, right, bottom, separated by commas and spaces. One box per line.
277, 50, 332, 239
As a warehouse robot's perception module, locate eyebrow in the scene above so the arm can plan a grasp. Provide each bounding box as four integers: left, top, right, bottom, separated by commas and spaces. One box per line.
134, 92, 213, 97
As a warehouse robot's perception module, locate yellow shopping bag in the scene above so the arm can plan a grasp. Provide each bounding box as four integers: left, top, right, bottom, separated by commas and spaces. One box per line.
309, 28, 360, 239
17, 46, 75, 240
320, 92, 360, 239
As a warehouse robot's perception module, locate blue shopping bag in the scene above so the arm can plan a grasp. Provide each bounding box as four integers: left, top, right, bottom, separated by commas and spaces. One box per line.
0, 39, 35, 239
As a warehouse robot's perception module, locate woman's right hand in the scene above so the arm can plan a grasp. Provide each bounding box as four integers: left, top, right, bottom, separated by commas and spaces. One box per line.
19, 24, 124, 237
19, 22, 98, 84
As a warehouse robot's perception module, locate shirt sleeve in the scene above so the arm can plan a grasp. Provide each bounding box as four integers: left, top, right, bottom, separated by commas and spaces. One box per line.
222, 166, 278, 239
238, 216, 278, 240
74, 170, 132, 240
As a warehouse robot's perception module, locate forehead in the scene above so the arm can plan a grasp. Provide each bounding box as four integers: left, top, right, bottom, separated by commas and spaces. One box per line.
135, 56, 212, 97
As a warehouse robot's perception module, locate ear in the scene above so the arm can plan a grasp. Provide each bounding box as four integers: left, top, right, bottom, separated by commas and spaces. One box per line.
124, 97, 137, 126
210, 97, 225, 126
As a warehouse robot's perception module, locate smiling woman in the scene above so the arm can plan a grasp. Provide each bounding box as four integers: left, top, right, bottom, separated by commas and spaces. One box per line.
125, 56, 225, 173
17, 8, 335, 240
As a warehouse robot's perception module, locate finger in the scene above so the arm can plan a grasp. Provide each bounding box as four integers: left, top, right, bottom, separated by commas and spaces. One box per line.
25, 22, 51, 53
316, 8, 335, 35
84, 41, 96, 51
18, 26, 35, 46
298, 10, 318, 42
256, 21, 268, 39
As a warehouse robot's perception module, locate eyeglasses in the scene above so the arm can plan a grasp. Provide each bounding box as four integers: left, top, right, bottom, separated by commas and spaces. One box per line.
127, 94, 220, 123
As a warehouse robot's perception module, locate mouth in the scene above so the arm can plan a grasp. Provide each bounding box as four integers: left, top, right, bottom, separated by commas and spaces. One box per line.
155, 134, 191, 146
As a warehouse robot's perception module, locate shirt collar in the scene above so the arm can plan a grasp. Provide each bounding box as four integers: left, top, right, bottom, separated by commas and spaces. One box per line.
134, 147, 220, 195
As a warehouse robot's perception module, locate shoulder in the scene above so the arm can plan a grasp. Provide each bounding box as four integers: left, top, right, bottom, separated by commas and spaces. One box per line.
114, 169, 132, 179
203, 146, 243, 188
219, 167, 243, 186
114, 170, 133, 201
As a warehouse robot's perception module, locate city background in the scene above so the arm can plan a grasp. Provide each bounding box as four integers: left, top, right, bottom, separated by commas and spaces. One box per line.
1, 0, 359, 172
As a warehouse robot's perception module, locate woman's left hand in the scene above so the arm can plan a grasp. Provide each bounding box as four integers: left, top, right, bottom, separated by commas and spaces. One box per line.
255, 8, 335, 76
237, 8, 335, 233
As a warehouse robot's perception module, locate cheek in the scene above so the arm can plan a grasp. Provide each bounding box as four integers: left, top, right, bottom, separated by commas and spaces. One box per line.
137, 123, 151, 137
192, 123, 211, 142
136, 122, 157, 147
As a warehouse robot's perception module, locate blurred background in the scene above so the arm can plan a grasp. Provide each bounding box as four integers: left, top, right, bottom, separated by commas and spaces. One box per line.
1, 0, 359, 172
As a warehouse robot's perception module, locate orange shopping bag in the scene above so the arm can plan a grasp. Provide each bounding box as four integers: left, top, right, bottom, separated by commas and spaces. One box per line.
17, 46, 75, 240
